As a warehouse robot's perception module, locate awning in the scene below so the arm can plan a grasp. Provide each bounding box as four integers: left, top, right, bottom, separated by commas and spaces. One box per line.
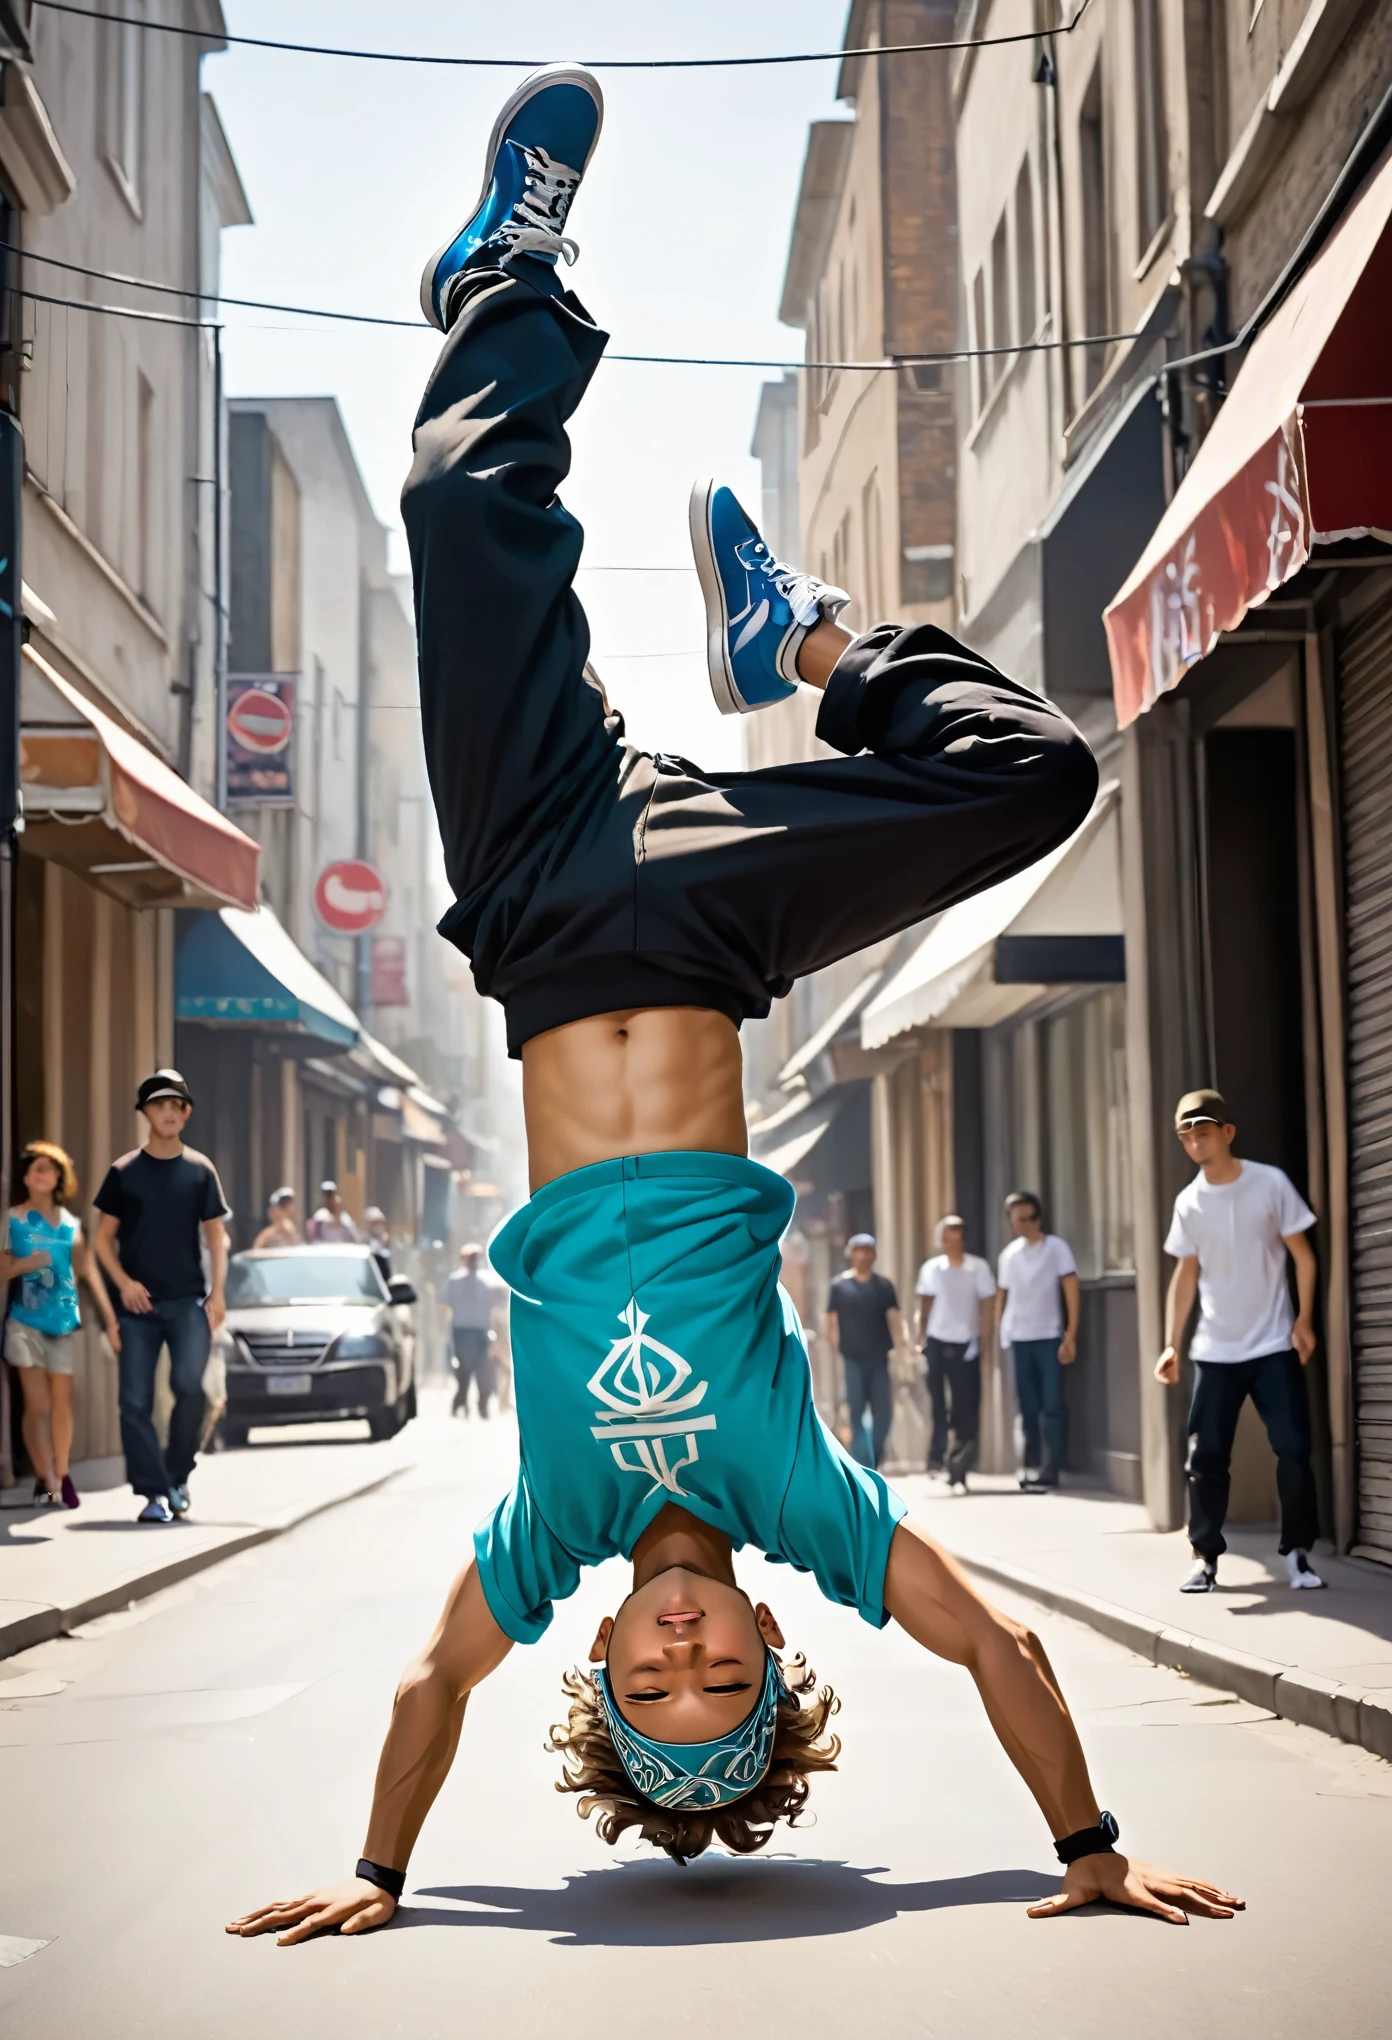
20, 646, 259, 910
860, 785, 1122, 1046
175, 905, 360, 1048
400, 1088, 448, 1148
776, 968, 883, 1090
1106, 146, 1392, 726
749, 1081, 871, 1193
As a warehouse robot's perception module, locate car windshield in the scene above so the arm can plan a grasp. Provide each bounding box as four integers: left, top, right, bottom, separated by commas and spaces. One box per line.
226, 1253, 386, 1308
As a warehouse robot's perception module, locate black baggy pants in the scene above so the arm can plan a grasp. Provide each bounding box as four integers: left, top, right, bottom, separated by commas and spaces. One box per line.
1185, 1351, 1320, 1560
402, 267, 1099, 1056
924, 1337, 980, 1481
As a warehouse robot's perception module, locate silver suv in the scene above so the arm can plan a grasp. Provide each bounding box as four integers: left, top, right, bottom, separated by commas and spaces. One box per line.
220, 1246, 418, 1446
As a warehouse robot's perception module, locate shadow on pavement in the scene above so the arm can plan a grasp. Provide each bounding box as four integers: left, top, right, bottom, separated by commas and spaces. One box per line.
407, 1858, 1060, 1945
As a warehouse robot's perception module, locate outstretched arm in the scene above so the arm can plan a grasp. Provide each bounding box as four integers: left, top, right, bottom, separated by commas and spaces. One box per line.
882, 1521, 1241, 1924
227, 1560, 512, 1943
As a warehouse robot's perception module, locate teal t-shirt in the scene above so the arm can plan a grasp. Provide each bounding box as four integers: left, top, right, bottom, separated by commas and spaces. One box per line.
8, 1208, 82, 1337
476, 1152, 906, 1644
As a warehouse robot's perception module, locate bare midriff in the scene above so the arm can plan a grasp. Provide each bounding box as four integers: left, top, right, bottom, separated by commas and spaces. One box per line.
520, 1006, 748, 1191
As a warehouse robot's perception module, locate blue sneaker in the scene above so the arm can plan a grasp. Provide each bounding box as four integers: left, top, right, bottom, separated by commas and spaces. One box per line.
689, 480, 849, 715
419, 63, 604, 330
168, 1482, 191, 1517
137, 1497, 174, 1524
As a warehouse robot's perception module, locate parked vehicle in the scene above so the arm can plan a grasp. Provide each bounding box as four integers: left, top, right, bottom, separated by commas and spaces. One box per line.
218, 1247, 418, 1446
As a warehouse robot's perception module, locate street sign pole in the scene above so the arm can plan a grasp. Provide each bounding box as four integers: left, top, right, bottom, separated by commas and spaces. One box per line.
0, 409, 22, 1494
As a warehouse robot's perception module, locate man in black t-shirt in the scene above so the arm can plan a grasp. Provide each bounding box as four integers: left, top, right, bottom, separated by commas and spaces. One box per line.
94, 1069, 230, 1524
825, 1233, 904, 1470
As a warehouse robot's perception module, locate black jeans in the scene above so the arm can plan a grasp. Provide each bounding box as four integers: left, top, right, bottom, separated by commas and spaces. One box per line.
403, 267, 1098, 1056
116, 1297, 210, 1500
924, 1338, 980, 1480
843, 1354, 894, 1470
1185, 1350, 1319, 1560
451, 1326, 495, 1416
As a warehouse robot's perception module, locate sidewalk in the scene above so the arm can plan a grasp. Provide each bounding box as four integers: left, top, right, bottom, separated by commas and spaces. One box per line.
897, 1472, 1392, 1762
0, 1392, 455, 1663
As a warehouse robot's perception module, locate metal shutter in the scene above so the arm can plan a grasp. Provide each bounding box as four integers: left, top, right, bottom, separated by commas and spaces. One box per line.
1340, 588, 1392, 1562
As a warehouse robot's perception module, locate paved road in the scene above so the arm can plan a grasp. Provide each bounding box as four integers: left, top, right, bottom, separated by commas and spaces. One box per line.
3, 1420, 1390, 2039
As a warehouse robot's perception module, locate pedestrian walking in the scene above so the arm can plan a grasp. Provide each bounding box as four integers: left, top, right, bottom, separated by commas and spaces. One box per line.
305, 1181, 362, 1244
444, 1243, 500, 1417
92, 1070, 230, 1524
996, 1193, 1079, 1491
253, 1186, 300, 1249
1, 1141, 119, 1508
1156, 1089, 1324, 1593
363, 1206, 393, 1285
914, 1214, 995, 1490
825, 1233, 904, 1470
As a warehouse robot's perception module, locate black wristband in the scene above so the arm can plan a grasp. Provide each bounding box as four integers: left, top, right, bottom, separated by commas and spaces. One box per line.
1054, 1811, 1119, 1865
356, 1857, 405, 1900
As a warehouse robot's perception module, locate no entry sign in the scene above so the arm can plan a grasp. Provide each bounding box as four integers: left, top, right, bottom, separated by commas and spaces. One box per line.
227, 687, 293, 754
314, 859, 388, 934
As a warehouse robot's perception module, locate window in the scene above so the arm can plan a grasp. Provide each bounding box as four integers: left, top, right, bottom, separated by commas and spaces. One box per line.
1078, 61, 1110, 397
103, 1, 145, 216
990, 214, 1010, 378
1133, 0, 1169, 255
971, 268, 988, 416
1015, 161, 1038, 344
136, 370, 154, 606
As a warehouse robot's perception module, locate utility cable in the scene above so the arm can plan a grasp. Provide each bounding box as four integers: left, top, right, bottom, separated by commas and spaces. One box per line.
34, 0, 1095, 71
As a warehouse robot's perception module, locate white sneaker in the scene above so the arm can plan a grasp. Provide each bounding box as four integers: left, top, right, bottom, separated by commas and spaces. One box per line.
1286, 1549, 1325, 1589
1180, 1558, 1217, 1592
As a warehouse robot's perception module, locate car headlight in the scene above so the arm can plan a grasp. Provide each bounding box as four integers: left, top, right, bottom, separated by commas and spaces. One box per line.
333, 1333, 390, 1359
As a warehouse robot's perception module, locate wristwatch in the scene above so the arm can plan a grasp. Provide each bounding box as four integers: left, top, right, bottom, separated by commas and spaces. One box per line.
1054, 1811, 1119, 1865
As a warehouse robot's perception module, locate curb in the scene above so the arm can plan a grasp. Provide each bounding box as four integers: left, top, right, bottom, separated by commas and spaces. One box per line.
951, 1548, 1392, 1764
0, 1463, 406, 1665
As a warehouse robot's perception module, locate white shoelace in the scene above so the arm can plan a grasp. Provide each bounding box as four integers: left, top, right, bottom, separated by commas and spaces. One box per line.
743, 541, 848, 628
491, 144, 580, 266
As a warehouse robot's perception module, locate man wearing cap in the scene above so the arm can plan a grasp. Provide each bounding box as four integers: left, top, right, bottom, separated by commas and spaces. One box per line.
305, 1182, 362, 1245
254, 1187, 301, 1250
825, 1235, 904, 1470
1157, 1089, 1324, 1593
93, 1071, 230, 1525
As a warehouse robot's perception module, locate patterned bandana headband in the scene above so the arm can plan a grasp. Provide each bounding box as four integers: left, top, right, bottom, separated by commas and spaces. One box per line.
595, 1649, 784, 1811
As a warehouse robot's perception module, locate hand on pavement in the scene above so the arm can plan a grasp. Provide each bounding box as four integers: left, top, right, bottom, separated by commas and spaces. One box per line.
1154, 1345, 1180, 1384
226, 1878, 397, 1944
1027, 1852, 1243, 1925
119, 1278, 153, 1315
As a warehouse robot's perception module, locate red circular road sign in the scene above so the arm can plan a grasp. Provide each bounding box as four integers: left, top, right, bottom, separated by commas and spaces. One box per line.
226, 687, 293, 755
314, 860, 388, 934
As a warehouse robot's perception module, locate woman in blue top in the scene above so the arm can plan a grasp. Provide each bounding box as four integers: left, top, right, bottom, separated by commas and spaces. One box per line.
2, 1141, 119, 1508
228, 66, 1238, 1946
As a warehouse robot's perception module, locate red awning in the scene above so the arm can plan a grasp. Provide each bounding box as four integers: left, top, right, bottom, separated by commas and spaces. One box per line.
1105, 148, 1392, 727
20, 646, 260, 911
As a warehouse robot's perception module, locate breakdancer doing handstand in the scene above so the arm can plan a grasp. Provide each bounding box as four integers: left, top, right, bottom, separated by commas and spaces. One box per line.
229, 64, 1240, 1943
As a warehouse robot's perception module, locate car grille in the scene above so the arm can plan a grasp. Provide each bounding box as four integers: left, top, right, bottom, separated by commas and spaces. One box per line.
239, 1329, 330, 1367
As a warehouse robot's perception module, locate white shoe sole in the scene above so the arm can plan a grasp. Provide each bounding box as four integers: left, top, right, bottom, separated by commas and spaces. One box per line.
689, 477, 744, 715
418, 62, 605, 329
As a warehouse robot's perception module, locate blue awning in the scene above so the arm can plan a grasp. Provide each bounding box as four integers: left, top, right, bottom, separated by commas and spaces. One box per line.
175, 906, 360, 1049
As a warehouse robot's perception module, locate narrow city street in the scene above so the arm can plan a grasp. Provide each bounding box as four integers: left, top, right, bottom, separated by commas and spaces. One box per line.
2, 1421, 1388, 2040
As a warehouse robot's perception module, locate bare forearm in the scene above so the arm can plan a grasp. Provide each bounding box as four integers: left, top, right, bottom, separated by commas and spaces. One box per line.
1164, 1264, 1197, 1349
361, 1664, 469, 1871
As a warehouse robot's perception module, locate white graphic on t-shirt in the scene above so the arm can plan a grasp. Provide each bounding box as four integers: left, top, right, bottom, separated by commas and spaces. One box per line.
588, 1299, 717, 1499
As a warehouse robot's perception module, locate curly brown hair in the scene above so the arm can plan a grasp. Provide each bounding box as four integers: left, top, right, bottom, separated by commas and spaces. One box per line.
547, 1652, 840, 1864
19, 1141, 78, 1207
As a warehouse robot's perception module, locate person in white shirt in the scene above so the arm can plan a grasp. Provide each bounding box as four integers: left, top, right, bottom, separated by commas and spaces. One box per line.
995, 1194, 1080, 1491
1156, 1089, 1323, 1594
445, 1243, 503, 1417
914, 1215, 996, 1490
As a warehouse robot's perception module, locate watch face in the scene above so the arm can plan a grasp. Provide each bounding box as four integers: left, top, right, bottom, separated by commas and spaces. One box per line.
1100, 1810, 1119, 1844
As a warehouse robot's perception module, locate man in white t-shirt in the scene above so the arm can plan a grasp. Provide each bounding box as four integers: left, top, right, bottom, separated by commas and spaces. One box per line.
1156, 1089, 1323, 1594
995, 1193, 1080, 1491
914, 1215, 996, 1489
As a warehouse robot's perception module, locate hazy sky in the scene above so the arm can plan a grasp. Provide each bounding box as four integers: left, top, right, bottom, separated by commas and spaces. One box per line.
207, 0, 852, 769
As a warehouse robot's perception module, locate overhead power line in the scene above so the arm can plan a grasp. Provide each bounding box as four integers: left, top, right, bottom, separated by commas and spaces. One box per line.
35, 0, 1094, 70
